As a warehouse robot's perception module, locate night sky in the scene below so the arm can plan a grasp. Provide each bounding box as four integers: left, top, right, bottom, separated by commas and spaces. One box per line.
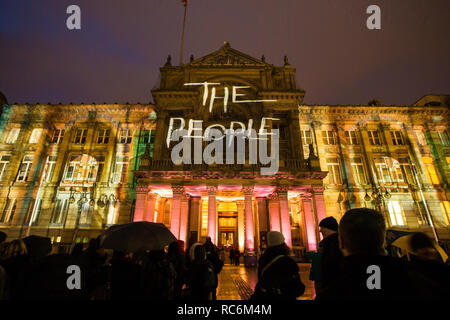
0, 0, 449, 105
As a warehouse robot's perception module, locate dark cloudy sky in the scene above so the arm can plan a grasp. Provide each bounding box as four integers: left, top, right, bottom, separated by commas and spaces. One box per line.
0, 0, 449, 105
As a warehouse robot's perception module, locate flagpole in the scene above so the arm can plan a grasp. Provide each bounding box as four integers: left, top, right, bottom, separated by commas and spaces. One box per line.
179, 1, 187, 65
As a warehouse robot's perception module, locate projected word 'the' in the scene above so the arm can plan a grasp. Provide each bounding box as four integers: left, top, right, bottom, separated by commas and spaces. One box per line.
184, 82, 276, 113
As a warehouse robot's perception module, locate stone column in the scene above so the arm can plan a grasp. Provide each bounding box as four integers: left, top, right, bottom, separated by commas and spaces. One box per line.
170, 185, 184, 239
257, 197, 268, 232
236, 200, 245, 253
189, 196, 200, 234
268, 192, 281, 231
312, 186, 327, 242
133, 185, 148, 222
179, 193, 190, 248
302, 196, 317, 251
278, 186, 292, 248
207, 185, 217, 244
145, 193, 156, 222
242, 186, 255, 252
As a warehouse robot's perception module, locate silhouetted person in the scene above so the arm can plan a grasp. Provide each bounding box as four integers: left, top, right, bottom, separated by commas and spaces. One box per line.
142, 249, 176, 300
0, 240, 32, 300
229, 247, 235, 265
0, 231, 7, 299
317, 216, 343, 294
167, 240, 186, 300
186, 243, 217, 300
234, 247, 240, 266
106, 251, 142, 300
251, 231, 305, 300
316, 208, 422, 300
71, 243, 84, 257
407, 232, 450, 298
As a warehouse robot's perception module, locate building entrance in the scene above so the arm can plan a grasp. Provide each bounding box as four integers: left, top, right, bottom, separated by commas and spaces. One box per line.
218, 215, 237, 249
219, 231, 235, 248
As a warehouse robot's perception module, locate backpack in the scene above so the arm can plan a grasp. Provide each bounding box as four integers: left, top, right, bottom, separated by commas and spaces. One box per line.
251, 255, 304, 300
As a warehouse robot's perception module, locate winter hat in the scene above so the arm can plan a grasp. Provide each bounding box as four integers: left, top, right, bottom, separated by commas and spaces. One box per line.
267, 231, 285, 247
319, 216, 339, 231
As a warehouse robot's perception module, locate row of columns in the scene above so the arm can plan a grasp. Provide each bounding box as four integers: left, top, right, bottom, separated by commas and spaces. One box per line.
134, 184, 327, 252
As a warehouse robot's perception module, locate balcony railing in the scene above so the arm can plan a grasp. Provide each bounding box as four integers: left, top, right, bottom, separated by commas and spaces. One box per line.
139, 159, 308, 172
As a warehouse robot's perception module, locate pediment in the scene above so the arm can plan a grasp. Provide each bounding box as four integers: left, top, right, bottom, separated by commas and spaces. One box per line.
189, 42, 268, 67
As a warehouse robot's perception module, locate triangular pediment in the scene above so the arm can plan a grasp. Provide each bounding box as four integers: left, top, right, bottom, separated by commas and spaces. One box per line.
189, 42, 268, 67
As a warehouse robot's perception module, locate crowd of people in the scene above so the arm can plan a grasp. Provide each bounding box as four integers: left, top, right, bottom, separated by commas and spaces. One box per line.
0, 207, 449, 300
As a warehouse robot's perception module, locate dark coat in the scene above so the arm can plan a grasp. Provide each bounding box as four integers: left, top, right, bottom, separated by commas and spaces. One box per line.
108, 257, 143, 300
407, 257, 450, 299
252, 244, 305, 300
316, 255, 424, 301
318, 232, 343, 291
167, 252, 186, 299
186, 260, 217, 300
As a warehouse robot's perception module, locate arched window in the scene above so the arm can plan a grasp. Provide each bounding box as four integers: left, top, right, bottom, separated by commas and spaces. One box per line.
64, 154, 103, 183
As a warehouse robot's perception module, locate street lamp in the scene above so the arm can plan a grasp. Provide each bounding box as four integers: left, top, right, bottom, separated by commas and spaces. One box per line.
96, 194, 118, 227
366, 187, 391, 223
97, 194, 117, 208
68, 187, 93, 250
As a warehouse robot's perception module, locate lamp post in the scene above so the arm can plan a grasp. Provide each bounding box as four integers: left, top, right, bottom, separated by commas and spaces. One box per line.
365, 187, 391, 224
68, 187, 91, 251
97, 194, 117, 226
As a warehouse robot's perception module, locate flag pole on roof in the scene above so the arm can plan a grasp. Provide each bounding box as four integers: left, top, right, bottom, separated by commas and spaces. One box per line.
179, 0, 188, 66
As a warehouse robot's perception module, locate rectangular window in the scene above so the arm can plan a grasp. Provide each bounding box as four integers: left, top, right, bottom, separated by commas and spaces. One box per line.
52, 129, 65, 144
440, 201, 450, 226
113, 155, 129, 183
119, 129, 132, 144
6, 128, 20, 144
73, 129, 87, 144
415, 130, 426, 146
438, 131, 450, 146
44, 155, 57, 182
322, 130, 337, 145
422, 157, 440, 185
97, 129, 110, 144
390, 131, 404, 146
51, 199, 68, 224
96, 155, 105, 182
29, 128, 43, 144
141, 130, 154, 144
326, 157, 342, 184
350, 157, 367, 185
65, 155, 79, 181
374, 157, 392, 183
17, 155, 34, 182
301, 130, 313, 145
387, 201, 406, 226
395, 158, 415, 185
368, 130, 381, 145
1, 198, 16, 224
31, 198, 42, 225
345, 130, 359, 145
0, 155, 11, 181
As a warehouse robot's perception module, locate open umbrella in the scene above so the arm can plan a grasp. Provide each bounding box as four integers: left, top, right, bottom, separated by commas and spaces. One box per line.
23, 235, 52, 260
392, 234, 448, 263
99, 221, 177, 253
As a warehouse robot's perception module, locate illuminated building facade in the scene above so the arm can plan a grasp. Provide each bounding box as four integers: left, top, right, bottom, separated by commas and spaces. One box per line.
0, 44, 449, 255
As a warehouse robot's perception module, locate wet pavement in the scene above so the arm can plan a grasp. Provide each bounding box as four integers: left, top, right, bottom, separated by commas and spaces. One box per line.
216, 263, 315, 300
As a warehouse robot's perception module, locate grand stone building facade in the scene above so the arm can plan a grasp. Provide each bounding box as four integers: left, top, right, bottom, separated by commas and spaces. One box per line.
0, 44, 449, 256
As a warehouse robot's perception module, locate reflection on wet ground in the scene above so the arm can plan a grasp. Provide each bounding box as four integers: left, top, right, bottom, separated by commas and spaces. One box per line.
216, 263, 315, 300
